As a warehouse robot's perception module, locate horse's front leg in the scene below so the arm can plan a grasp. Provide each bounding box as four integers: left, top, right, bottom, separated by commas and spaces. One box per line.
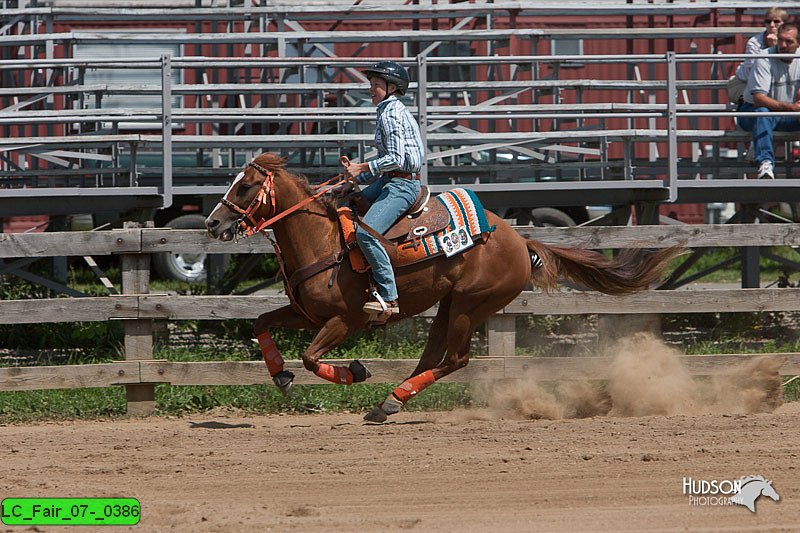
254, 305, 318, 395
302, 315, 371, 385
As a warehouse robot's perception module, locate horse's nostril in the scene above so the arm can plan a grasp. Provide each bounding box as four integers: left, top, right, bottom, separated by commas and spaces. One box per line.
206, 219, 219, 230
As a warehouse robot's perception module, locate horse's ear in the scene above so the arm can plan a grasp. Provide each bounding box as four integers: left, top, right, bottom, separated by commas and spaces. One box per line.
254, 153, 287, 172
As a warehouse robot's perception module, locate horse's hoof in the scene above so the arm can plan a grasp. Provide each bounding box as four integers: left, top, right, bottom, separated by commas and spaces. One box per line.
381, 395, 404, 415
272, 370, 295, 396
363, 406, 388, 423
349, 360, 372, 383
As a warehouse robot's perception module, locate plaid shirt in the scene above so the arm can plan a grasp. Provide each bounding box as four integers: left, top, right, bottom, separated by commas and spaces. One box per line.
357, 96, 424, 184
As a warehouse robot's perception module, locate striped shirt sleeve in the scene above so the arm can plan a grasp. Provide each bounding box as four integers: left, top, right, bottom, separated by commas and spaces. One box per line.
360, 98, 424, 183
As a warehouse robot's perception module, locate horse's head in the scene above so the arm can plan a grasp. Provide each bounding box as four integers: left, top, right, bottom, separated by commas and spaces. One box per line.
205, 153, 287, 241
736, 475, 781, 508
760, 480, 780, 502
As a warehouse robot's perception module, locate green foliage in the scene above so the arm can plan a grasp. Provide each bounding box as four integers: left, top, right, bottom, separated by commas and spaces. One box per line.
0, 382, 472, 422
0, 320, 124, 362
666, 311, 800, 354
157, 345, 250, 362
669, 246, 800, 284
783, 378, 800, 402
520, 314, 592, 339
0, 278, 124, 358
67, 261, 121, 290
0, 276, 54, 300
0, 388, 127, 423
150, 382, 472, 416
208, 318, 432, 360
226, 254, 280, 280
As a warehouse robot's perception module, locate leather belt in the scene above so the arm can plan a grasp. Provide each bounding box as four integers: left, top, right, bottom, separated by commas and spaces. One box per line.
386, 171, 419, 180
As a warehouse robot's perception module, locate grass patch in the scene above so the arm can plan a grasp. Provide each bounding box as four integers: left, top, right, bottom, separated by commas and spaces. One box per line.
156, 382, 473, 415
0, 383, 473, 424
2, 376, 796, 425
783, 377, 800, 402
0, 388, 127, 423
662, 246, 800, 285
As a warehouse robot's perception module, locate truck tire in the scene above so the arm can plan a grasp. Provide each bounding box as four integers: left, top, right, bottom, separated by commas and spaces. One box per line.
516, 207, 577, 227
152, 214, 228, 283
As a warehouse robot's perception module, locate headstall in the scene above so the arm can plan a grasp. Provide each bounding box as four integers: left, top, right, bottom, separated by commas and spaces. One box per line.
220, 161, 277, 238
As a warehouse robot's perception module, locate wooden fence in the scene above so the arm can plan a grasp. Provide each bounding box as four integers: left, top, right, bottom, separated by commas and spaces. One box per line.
2, 224, 800, 414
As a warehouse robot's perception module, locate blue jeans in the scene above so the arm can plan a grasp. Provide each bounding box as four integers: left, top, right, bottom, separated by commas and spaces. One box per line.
737, 102, 800, 165
355, 176, 421, 302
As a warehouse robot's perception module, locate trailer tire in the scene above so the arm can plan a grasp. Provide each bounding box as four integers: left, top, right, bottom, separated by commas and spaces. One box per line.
516, 207, 577, 227
153, 214, 228, 283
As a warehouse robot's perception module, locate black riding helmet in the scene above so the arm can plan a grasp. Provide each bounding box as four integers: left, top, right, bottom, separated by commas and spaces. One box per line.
364, 61, 409, 96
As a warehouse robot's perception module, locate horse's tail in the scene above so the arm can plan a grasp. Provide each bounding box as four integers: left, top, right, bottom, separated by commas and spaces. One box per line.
525, 239, 681, 295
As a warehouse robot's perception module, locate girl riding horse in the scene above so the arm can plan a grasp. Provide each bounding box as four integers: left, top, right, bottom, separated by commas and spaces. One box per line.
205, 153, 680, 423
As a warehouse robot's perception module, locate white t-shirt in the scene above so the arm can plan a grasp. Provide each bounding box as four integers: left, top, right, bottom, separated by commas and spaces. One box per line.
735, 32, 769, 82
744, 46, 800, 104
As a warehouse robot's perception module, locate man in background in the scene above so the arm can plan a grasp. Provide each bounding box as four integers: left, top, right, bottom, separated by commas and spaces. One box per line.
737, 23, 800, 179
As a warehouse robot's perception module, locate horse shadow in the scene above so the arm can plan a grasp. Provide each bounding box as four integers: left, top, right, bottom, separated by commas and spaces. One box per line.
189, 421, 255, 429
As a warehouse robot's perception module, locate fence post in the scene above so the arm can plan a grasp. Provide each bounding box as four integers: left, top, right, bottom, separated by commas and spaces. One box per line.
121, 221, 155, 416
487, 315, 516, 357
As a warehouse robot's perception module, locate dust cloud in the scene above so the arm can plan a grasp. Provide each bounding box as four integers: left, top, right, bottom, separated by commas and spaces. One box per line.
475, 333, 783, 420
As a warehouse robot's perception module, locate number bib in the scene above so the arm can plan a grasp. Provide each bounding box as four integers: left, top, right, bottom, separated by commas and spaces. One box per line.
438, 227, 474, 257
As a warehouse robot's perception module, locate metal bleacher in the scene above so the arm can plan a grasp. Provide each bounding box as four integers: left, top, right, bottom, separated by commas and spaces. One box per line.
4, 1, 800, 228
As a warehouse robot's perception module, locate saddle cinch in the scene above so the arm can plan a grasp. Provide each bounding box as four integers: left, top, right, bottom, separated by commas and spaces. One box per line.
338, 185, 488, 272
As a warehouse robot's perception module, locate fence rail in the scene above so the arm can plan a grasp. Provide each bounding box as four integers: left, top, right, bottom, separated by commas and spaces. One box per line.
2, 224, 800, 414
3, 355, 800, 393
6, 223, 800, 257
7, 287, 800, 324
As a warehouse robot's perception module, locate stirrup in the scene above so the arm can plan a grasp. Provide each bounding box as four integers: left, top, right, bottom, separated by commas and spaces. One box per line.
363, 290, 399, 324
362, 300, 399, 314
363, 289, 399, 313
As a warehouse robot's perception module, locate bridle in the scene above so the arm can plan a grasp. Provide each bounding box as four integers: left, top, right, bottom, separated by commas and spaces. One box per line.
218, 158, 352, 328
221, 160, 349, 239
220, 161, 278, 238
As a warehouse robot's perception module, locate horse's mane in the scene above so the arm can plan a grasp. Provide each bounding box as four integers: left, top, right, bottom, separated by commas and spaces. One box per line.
253, 152, 338, 220
739, 475, 769, 485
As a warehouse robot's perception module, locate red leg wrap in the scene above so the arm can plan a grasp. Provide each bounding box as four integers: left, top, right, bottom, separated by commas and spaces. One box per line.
315, 363, 354, 385
257, 331, 284, 377
391, 370, 436, 404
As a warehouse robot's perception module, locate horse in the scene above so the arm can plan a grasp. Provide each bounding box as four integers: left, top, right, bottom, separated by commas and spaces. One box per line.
204, 152, 680, 422
730, 475, 780, 512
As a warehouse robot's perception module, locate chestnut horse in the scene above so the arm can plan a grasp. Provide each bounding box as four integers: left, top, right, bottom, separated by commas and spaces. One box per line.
205, 153, 679, 422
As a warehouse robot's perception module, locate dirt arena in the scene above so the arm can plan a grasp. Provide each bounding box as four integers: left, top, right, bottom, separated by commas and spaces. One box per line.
1, 404, 797, 532
2, 337, 798, 532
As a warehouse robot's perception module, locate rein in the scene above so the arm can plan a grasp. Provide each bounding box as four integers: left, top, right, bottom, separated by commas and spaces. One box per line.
225, 161, 347, 238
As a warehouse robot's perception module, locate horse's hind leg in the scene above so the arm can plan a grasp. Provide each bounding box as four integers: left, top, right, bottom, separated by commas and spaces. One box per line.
365, 299, 479, 423
407, 294, 451, 378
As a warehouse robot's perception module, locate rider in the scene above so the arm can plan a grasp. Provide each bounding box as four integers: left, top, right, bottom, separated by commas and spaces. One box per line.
344, 60, 424, 319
